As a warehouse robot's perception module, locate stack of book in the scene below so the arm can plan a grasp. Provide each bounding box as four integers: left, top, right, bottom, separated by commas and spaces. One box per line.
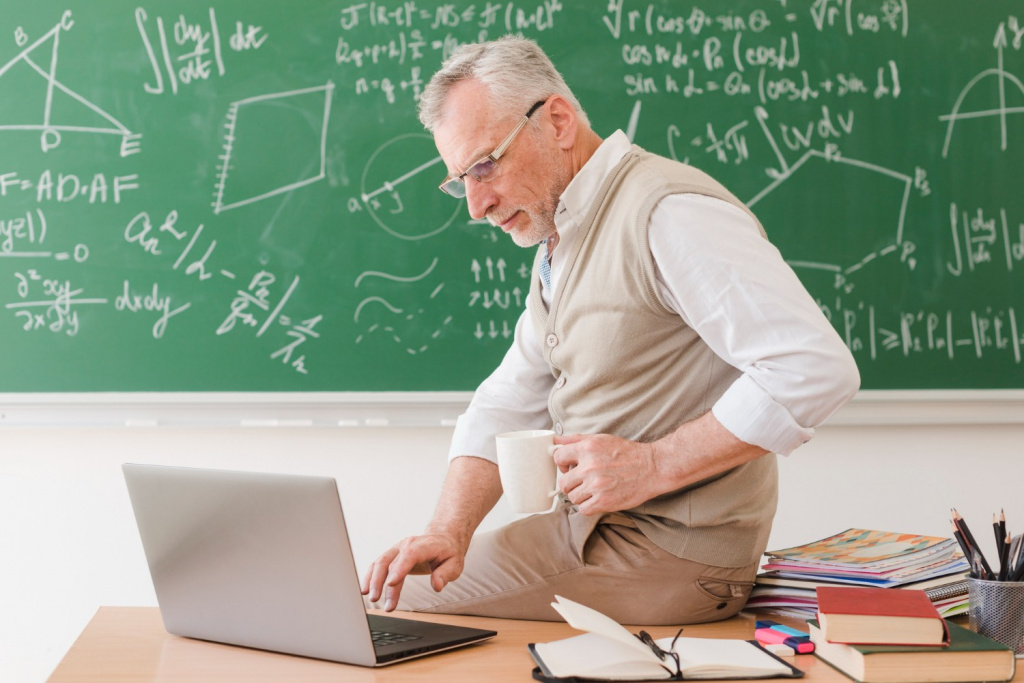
744, 529, 969, 621
807, 585, 1015, 682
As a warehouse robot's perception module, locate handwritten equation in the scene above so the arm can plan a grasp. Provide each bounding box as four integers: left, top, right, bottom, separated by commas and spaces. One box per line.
0, 1, 1021, 390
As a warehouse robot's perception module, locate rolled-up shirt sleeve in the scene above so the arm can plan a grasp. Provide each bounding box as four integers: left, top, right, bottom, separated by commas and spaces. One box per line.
649, 194, 860, 455
448, 305, 555, 464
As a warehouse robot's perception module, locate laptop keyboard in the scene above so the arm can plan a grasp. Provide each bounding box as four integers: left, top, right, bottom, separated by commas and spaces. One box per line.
371, 629, 422, 647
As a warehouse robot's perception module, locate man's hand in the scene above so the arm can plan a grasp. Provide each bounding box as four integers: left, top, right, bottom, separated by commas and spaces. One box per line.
553, 433, 661, 515
360, 533, 466, 611
554, 413, 769, 517
359, 455, 504, 612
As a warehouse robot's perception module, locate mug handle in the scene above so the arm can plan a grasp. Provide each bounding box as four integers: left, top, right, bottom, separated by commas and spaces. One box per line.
547, 443, 562, 498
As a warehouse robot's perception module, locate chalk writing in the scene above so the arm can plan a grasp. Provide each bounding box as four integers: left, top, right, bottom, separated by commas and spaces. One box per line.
0, 171, 139, 204
0, 1, 1021, 391
336, 0, 563, 104
114, 280, 191, 339
5, 270, 105, 337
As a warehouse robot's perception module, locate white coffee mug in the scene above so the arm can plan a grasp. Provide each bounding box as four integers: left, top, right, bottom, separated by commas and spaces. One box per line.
495, 429, 561, 514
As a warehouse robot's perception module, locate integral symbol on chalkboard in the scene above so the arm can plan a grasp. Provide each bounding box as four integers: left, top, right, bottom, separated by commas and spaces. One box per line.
0, 15, 141, 156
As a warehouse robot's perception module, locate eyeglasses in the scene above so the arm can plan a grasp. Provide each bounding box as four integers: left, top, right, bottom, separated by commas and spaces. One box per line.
438, 99, 547, 198
637, 629, 684, 680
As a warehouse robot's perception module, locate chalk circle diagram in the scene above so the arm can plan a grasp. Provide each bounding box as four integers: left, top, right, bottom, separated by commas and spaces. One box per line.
213, 82, 334, 214
0, 18, 137, 153
360, 133, 461, 241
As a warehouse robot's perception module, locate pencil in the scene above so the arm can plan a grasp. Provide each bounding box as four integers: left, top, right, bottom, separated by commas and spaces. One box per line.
998, 510, 1010, 581
993, 513, 1003, 556
950, 519, 972, 565
953, 508, 994, 579
971, 550, 985, 581
998, 530, 1011, 581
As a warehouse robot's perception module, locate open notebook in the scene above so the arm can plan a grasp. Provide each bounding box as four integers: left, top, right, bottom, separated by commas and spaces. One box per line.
529, 596, 802, 681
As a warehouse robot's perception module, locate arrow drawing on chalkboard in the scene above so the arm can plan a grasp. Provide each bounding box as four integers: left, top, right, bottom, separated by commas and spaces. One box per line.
0, 17, 138, 154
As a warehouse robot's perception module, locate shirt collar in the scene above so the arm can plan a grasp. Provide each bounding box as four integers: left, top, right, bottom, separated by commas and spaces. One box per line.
557, 129, 633, 228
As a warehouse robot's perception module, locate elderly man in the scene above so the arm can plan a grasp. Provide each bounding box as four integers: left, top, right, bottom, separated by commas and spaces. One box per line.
361, 36, 859, 625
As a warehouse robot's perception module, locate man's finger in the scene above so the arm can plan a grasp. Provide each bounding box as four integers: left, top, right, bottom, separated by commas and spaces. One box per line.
383, 579, 404, 611
360, 563, 372, 595
557, 466, 581, 494
366, 550, 398, 602
552, 447, 578, 473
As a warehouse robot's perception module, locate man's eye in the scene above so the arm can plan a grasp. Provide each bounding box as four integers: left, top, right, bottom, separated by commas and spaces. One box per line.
469, 159, 497, 181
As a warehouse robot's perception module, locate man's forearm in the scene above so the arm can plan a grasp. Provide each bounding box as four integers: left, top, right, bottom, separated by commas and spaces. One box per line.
652, 410, 768, 495
424, 455, 504, 552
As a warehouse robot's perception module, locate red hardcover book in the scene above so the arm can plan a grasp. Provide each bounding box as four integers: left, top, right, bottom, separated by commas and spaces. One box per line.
816, 586, 949, 646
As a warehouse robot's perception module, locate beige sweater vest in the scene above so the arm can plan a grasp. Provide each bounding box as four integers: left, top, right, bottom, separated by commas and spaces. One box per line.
529, 147, 778, 568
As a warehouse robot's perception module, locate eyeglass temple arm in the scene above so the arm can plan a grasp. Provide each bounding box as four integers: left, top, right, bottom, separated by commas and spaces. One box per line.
491, 99, 547, 160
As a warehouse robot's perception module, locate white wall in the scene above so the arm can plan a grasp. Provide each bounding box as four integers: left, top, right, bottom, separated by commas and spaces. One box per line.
3, 420, 1022, 682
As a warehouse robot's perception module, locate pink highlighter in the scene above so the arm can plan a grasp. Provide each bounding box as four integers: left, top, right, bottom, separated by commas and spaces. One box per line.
753, 624, 815, 654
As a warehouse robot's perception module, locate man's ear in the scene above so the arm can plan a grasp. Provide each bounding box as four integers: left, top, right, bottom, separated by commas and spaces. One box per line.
545, 95, 578, 150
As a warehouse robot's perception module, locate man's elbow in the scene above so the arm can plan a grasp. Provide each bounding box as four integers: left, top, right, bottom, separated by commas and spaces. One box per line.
828, 346, 861, 408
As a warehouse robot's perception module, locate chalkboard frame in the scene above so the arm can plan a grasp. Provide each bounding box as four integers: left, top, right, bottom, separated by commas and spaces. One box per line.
0, 390, 1021, 428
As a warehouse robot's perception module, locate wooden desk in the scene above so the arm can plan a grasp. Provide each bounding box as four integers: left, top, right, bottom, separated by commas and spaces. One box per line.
42, 607, 997, 682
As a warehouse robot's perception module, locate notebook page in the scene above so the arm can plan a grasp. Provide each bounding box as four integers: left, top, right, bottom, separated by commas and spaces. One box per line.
664, 637, 792, 678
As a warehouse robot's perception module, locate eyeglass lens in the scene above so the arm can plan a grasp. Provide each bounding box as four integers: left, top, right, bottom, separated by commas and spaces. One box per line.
439, 99, 546, 198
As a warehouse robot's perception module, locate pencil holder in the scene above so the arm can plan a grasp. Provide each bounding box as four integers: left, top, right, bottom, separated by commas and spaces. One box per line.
967, 577, 1024, 655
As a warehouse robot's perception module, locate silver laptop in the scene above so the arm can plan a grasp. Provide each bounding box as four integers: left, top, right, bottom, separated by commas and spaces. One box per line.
122, 463, 496, 666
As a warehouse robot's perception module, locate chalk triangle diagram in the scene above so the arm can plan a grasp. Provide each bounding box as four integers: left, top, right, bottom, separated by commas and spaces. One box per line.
0, 26, 128, 140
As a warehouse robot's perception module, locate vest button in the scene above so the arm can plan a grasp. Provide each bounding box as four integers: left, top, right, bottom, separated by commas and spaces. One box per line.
554, 423, 564, 435
546, 334, 558, 347
555, 375, 566, 388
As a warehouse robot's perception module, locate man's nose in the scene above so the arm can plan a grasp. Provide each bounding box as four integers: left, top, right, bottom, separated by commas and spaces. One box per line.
464, 177, 496, 221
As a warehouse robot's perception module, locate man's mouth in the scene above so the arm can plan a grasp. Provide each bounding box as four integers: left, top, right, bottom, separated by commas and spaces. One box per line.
492, 211, 521, 232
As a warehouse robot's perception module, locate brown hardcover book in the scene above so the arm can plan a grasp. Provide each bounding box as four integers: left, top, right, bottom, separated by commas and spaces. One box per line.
816, 586, 947, 645
807, 620, 1014, 683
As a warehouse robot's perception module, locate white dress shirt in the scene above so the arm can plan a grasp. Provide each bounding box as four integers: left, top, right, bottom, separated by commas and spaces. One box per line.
450, 130, 859, 462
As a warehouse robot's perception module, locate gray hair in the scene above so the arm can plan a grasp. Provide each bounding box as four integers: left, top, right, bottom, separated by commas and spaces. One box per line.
417, 35, 589, 132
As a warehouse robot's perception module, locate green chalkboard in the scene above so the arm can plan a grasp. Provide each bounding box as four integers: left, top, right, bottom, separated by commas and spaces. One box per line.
0, 0, 1022, 392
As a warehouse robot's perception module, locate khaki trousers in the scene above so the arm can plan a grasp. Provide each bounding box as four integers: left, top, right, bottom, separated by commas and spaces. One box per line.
392, 505, 759, 625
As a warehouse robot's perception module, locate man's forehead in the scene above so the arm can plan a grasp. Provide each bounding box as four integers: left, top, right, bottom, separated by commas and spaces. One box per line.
434, 81, 503, 172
